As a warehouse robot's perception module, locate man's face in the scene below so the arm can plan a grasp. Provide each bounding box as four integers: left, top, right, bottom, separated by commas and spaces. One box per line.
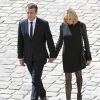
26, 8, 37, 21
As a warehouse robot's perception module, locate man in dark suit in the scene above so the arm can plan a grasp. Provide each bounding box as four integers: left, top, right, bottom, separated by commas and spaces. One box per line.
17, 3, 56, 100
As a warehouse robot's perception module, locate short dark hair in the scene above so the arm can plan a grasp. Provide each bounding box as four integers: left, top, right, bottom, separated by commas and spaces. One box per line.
27, 3, 38, 12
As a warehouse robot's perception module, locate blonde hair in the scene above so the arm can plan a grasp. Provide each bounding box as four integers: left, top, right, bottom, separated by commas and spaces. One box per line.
63, 8, 78, 24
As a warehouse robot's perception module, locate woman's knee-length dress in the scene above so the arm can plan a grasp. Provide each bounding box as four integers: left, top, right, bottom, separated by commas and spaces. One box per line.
56, 21, 92, 73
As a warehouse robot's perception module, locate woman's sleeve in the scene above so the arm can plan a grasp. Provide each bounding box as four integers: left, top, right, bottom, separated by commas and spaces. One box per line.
55, 25, 63, 57
81, 23, 92, 60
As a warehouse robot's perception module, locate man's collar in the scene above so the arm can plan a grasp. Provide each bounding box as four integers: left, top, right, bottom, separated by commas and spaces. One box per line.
28, 17, 37, 23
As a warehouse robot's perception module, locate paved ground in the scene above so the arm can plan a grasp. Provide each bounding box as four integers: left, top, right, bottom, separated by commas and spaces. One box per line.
0, 0, 100, 100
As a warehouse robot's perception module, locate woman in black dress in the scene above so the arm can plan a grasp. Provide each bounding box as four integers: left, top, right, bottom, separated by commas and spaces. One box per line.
55, 8, 92, 100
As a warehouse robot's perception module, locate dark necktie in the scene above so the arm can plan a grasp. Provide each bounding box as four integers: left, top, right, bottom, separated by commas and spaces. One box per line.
30, 22, 33, 38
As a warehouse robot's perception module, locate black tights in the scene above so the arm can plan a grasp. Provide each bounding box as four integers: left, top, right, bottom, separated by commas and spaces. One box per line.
65, 70, 82, 100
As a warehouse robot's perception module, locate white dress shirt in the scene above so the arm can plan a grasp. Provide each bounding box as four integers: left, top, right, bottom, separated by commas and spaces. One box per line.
28, 17, 37, 37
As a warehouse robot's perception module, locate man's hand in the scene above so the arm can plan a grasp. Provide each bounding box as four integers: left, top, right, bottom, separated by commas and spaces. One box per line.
86, 60, 91, 66
48, 58, 56, 63
19, 59, 25, 66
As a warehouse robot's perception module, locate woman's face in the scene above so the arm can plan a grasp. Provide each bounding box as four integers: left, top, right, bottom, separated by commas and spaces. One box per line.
65, 15, 74, 25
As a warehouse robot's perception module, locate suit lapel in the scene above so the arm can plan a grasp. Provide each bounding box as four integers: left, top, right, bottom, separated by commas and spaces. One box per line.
25, 17, 40, 38
34, 17, 40, 37
25, 19, 30, 37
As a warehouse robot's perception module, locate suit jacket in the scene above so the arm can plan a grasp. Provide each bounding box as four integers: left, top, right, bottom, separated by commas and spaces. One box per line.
17, 17, 56, 65
55, 22, 92, 60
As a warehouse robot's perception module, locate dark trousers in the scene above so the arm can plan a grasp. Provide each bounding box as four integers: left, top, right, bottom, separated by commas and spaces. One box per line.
27, 60, 46, 100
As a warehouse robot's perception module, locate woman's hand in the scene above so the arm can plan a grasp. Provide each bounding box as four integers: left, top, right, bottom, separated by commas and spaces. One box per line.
19, 58, 25, 66
48, 58, 56, 63
86, 60, 92, 66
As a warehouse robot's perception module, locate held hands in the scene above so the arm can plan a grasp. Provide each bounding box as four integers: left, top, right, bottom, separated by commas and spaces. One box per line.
86, 60, 91, 66
19, 58, 56, 65
48, 58, 56, 63
19, 59, 25, 66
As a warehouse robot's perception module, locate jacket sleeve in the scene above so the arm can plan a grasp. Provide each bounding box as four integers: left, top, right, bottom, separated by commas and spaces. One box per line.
17, 22, 24, 59
81, 23, 92, 60
45, 22, 56, 58
55, 25, 63, 57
